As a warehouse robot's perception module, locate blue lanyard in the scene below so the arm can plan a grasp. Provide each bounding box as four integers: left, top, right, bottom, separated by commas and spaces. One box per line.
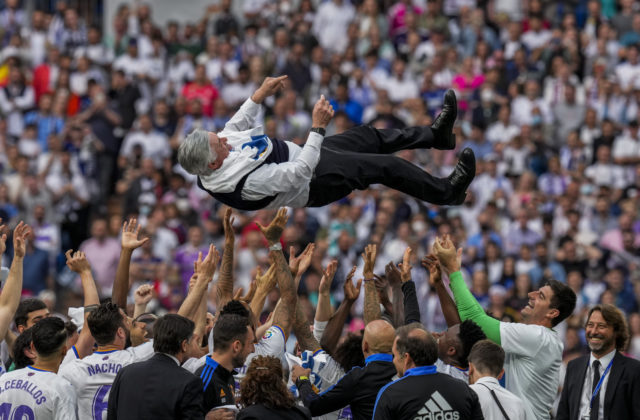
590, 358, 614, 409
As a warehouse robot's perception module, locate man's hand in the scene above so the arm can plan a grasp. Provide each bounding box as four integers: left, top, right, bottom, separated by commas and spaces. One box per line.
222, 208, 234, 244
205, 409, 235, 420
421, 254, 442, 286
0, 219, 6, 255
121, 218, 149, 250
319, 260, 337, 295
251, 75, 288, 103
343, 266, 362, 302
134, 284, 154, 306
255, 263, 277, 295
311, 95, 335, 128
398, 247, 413, 283
12, 222, 30, 259
385, 262, 402, 287
234, 280, 257, 303
289, 243, 315, 278
291, 364, 311, 383
433, 235, 462, 275
65, 249, 91, 273
198, 244, 220, 281
256, 208, 288, 245
362, 244, 377, 279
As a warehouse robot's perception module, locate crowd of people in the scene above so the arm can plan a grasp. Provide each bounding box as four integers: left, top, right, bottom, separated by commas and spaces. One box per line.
0, 0, 639, 418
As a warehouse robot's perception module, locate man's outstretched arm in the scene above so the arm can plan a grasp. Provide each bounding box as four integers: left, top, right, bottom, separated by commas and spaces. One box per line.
257, 208, 297, 339
421, 254, 461, 328
222, 76, 288, 133
113, 219, 149, 310
434, 236, 501, 344
216, 208, 235, 309
320, 267, 361, 356
0, 222, 28, 342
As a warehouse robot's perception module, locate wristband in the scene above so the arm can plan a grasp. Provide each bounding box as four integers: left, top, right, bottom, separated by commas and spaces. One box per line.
84, 304, 99, 314
363, 278, 375, 282
298, 376, 309, 381
269, 243, 282, 251
310, 127, 326, 136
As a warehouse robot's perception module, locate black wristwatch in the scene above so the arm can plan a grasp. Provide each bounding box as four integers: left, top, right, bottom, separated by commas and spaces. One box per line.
310, 127, 326, 136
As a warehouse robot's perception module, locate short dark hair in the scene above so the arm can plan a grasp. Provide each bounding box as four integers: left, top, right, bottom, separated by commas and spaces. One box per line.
153, 314, 195, 355
546, 280, 577, 327
219, 300, 251, 318
13, 328, 34, 369
468, 340, 505, 377
334, 333, 365, 371
87, 302, 126, 346
395, 323, 438, 367
15, 299, 47, 327
587, 304, 630, 351
31, 317, 67, 357
213, 314, 251, 352
457, 320, 487, 367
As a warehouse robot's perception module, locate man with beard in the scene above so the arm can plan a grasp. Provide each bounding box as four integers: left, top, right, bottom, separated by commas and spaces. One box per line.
557, 304, 640, 420
195, 313, 255, 418
58, 301, 154, 420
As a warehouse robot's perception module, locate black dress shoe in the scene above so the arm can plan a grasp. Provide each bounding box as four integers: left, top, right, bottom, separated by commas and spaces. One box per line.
447, 148, 476, 205
431, 89, 457, 150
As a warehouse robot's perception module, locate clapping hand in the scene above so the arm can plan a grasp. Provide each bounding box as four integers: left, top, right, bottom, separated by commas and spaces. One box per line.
319, 260, 337, 295
13, 222, 30, 259
343, 266, 362, 302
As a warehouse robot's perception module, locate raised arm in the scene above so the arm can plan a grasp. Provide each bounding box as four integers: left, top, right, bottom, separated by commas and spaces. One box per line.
320, 266, 361, 356
65, 249, 100, 358
362, 244, 381, 325
216, 208, 235, 309
179, 246, 219, 320
133, 284, 154, 319
257, 208, 297, 339
0, 222, 28, 341
222, 76, 288, 133
421, 253, 461, 327
434, 235, 501, 344
250, 264, 277, 318
113, 219, 149, 310
316, 260, 337, 324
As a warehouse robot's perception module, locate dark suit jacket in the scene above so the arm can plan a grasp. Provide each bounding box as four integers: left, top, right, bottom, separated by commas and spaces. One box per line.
557, 351, 640, 420
107, 353, 204, 420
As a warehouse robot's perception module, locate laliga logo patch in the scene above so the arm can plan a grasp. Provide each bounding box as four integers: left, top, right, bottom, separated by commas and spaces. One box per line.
103, 356, 109, 361
28, 372, 34, 376
262, 330, 273, 340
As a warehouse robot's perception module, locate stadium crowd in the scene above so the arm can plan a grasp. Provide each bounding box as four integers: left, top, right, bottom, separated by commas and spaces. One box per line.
0, 0, 640, 418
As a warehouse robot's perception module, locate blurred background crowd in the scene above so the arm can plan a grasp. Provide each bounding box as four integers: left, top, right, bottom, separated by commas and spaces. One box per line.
0, 0, 639, 371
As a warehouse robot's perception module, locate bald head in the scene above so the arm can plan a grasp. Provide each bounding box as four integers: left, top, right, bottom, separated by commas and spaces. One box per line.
363, 320, 396, 355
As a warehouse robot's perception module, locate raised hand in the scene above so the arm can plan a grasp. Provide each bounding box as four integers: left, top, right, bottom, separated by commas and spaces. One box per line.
222, 207, 234, 244
385, 262, 402, 287
252, 75, 288, 103
134, 284, 154, 306
319, 260, 337, 295
362, 244, 377, 279
236, 280, 257, 303
343, 266, 362, 302
255, 263, 277, 295
421, 254, 442, 287
0, 218, 6, 255
121, 218, 149, 250
256, 208, 288, 244
65, 249, 91, 273
398, 247, 413, 283
311, 95, 335, 128
13, 222, 30, 259
432, 235, 462, 275
289, 243, 315, 278
199, 244, 220, 281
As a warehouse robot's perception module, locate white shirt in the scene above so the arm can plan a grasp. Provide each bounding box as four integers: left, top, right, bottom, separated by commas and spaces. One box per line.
198, 98, 324, 209
470, 376, 528, 420
584, 163, 628, 189
500, 322, 563, 420
578, 349, 616, 420
120, 129, 170, 168
0, 366, 77, 420
58, 342, 154, 420
312, 0, 355, 54
436, 359, 469, 383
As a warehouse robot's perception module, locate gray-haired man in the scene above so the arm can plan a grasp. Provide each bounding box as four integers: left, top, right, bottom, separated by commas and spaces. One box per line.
178, 75, 474, 211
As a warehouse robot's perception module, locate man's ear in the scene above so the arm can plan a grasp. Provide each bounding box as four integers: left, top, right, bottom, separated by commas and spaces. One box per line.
546, 308, 560, 323
232, 339, 242, 354
447, 345, 457, 356
17, 325, 25, 334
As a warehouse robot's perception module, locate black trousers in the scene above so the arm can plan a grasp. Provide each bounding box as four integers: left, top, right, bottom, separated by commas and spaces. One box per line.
306, 125, 452, 207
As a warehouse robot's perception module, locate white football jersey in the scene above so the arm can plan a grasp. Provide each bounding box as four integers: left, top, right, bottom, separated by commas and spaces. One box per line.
0, 366, 77, 420
58, 342, 154, 420
435, 359, 469, 383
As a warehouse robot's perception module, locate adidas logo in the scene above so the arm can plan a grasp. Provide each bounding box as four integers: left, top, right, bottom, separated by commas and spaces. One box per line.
413, 391, 460, 420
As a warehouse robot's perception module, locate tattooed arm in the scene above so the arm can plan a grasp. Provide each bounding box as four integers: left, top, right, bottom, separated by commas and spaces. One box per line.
257, 209, 297, 339
320, 266, 361, 356
362, 244, 381, 325
216, 208, 235, 309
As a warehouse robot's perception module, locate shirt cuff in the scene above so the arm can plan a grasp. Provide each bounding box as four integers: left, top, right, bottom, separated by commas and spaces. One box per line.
306, 131, 324, 149
449, 271, 463, 284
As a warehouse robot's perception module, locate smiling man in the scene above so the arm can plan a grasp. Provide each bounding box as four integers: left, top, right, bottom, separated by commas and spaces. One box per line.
178, 76, 475, 210
557, 304, 640, 420
433, 236, 576, 420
